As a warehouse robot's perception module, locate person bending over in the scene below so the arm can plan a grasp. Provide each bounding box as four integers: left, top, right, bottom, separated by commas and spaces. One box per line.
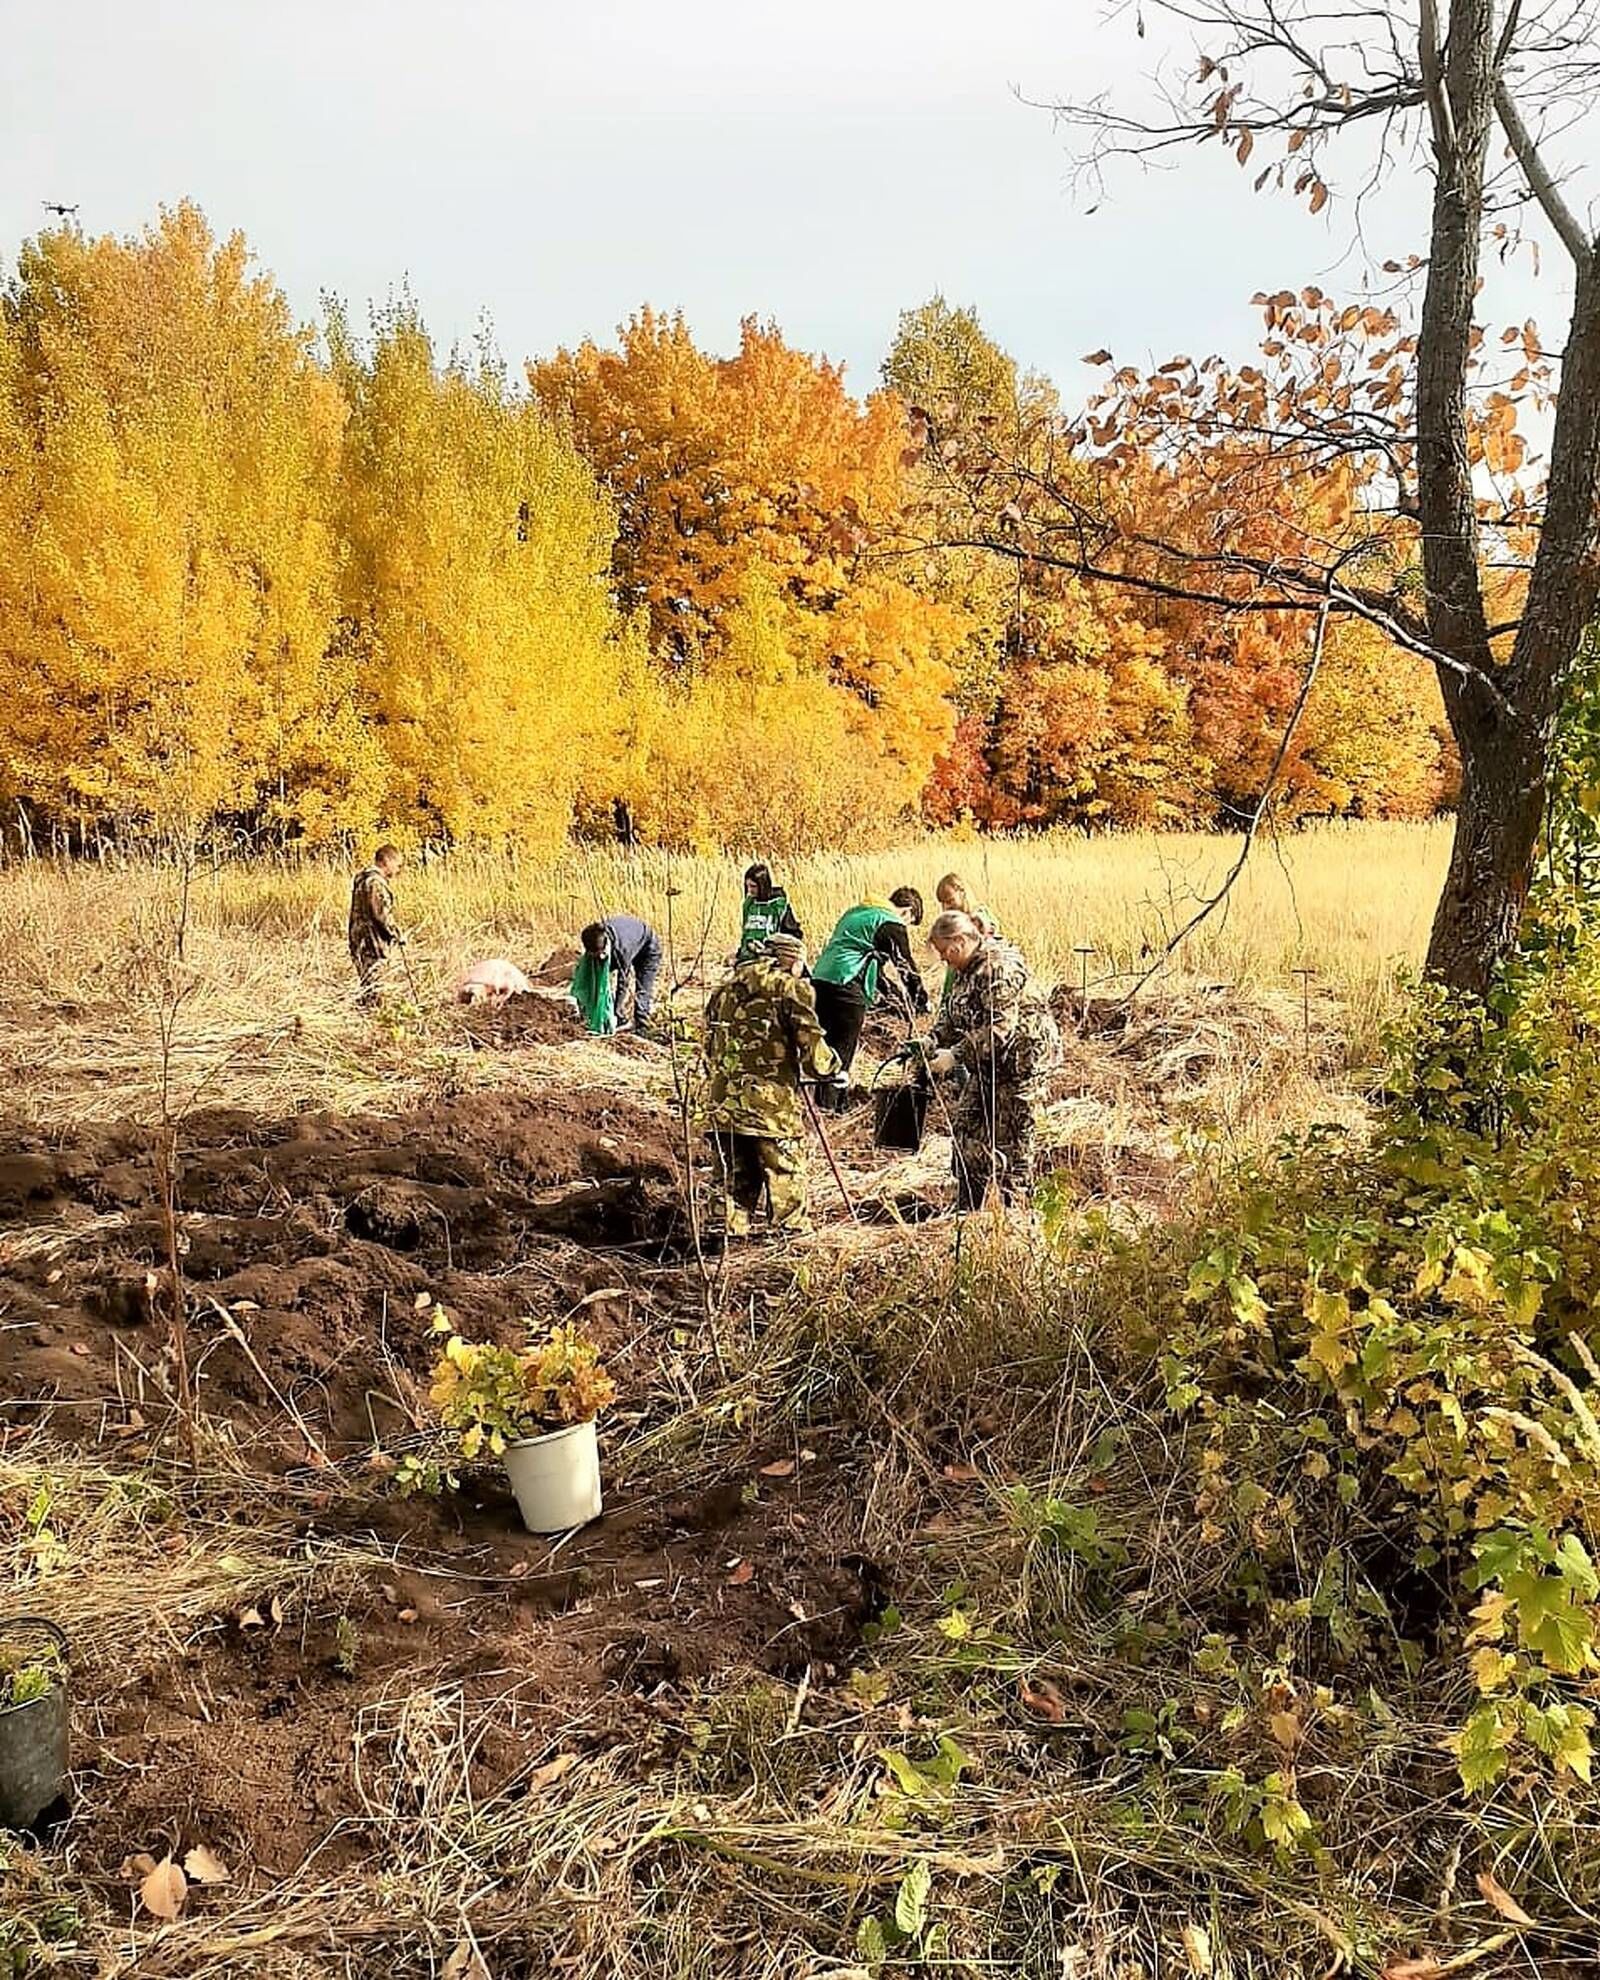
809, 886, 929, 1110
575, 915, 664, 1036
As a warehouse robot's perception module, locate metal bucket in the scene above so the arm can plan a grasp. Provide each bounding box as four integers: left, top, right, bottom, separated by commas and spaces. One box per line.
0, 1617, 69, 1830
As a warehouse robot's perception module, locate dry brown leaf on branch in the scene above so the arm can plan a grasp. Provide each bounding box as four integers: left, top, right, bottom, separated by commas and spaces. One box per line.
182, 1844, 230, 1886
1268, 1708, 1303, 1751
139, 1855, 188, 1920
1474, 1870, 1535, 1927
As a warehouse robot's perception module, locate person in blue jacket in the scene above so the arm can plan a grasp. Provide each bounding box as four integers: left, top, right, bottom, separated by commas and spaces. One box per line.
578, 915, 664, 1035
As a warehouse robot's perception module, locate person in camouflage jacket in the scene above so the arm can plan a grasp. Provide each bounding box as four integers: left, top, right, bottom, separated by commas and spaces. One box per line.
926, 913, 1060, 1211
348, 845, 404, 1002
703, 932, 839, 1238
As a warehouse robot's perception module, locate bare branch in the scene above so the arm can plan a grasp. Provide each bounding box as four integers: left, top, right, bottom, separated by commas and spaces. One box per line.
1123, 596, 1333, 999
1419, 0, 1460, 155
1493, 77, 1596, 268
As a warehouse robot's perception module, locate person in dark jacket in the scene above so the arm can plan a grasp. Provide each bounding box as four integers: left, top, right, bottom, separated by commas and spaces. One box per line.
809, 886, 928, 1109
348, 844, 405, 1003
579, 915, 664, 1035
735, 863, 803, 962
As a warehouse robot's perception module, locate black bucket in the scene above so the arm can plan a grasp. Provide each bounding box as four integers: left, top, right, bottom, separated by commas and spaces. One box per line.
874, 1080, 930, 1153
0, 1617, 69, 1830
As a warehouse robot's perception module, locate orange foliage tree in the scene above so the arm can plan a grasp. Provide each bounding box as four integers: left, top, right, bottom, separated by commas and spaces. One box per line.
532, 311, 961, 831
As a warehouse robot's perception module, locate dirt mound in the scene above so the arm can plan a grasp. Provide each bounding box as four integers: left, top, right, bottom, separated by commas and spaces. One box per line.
0, 1087, 685, 1455
532, 943, 581, 987
1050, 977, 1341, 1096
458, 988, 583, 1048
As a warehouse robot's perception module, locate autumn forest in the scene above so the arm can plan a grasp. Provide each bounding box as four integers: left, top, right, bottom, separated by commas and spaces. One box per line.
0, 202, 1459, 855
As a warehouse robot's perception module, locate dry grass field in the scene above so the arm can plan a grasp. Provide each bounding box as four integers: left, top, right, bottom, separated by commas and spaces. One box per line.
0, 822, 1492, 1980
0, 820, 1447, 1126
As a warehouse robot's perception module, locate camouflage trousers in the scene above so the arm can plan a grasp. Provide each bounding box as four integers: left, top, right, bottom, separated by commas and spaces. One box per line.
949, 1076, 1044, 1212
711, 1131, 809, 1236
350, 936, 391, 1005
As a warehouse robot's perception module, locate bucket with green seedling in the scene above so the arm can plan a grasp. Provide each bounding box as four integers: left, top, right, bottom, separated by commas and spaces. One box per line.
0, 1618, 69, 1829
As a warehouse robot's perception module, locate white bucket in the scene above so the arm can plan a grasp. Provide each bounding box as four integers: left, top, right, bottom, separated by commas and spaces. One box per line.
502, 1419, 602, 1534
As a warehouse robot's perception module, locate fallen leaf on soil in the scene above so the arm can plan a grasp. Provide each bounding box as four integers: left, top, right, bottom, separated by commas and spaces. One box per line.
801, 1447, 817, 1462
530, 1752, 579, 1791
1019, 1677, 1068, 1723
231, 1299, 258, 1313
413, 1291, 432, 1310
45, 1269, 61, 1285
942, 1461, 983, 1483
397, 1607, 418, 1625
139, 1856, 187, 1920
1474, 1870, 1534, 1927
632, 1579, 663, 1591
1380, 1959, 1443, 1980
268, 1594, 284, 1625
70, 1342, 89, 1357
759, 1459, 795, 1478
1180, 1922, 1214, 1974
727, 1560, 755, 1586
442, 1943, 490, 1980
119, 1852, 158, 1881
507, 1560, 531, 1579
238, 1607, 265, 1630
183, 1844, 230, 1886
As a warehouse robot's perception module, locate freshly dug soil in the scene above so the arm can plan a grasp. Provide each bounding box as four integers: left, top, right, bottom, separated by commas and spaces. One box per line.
0, 1087, 682, 1453
457, 989, 584, 1049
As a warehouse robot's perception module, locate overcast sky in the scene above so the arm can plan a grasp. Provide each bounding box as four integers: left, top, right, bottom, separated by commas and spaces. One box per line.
0, 0, 1570, 401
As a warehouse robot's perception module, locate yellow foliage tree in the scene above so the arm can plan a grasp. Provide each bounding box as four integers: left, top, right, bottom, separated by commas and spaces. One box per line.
0, 205, 364, 844
334, 308, 623, 844
611, 574, 901, 855
533, 311, 959, 829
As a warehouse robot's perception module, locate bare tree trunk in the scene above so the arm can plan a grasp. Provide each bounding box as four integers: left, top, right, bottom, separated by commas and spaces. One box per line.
1426, 683, 1547, 990
1417, 0, 1524, 995
1427, 210, 1600, 992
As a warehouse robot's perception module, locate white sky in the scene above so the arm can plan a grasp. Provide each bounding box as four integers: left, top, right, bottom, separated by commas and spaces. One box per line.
0, 0, 1572, 399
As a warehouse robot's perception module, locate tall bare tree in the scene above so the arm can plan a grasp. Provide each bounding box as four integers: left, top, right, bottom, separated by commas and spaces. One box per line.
911, 2, 1600, 994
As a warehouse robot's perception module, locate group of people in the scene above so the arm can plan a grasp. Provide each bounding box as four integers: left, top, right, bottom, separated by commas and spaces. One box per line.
347, 850, 1060, 1238
704, 864, 1059, 1236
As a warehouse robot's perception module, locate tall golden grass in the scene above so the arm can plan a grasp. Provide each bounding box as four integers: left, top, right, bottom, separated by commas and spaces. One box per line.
0, 822, 1447, 1120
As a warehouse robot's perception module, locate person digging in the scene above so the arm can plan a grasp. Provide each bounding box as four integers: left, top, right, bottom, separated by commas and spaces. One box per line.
809, 886, 929, 1111
574, 914, 664, 1037
348, 843, 406, 1005
703, 930, 840, 1241
925, 910, 1060, 1213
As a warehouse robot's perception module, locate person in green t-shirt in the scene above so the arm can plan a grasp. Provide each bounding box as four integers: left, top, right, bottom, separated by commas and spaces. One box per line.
810, 886, 929, 1110
735, 863, 804, 962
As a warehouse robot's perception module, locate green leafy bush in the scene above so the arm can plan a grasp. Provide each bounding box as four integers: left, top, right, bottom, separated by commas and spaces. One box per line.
1161, 910, 1600, 1792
